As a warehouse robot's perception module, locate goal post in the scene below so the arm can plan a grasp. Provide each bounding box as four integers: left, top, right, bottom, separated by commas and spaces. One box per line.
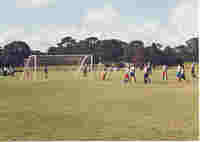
22, 54, 94, 80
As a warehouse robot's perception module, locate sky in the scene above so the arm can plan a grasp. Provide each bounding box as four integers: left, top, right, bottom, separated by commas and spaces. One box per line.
0, 0, 198, 51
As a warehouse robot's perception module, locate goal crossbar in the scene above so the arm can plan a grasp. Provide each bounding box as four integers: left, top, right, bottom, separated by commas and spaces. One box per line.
22, 54, 94, 80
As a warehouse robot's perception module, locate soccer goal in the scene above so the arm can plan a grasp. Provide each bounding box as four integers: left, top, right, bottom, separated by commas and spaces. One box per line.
22, 54, 94, 80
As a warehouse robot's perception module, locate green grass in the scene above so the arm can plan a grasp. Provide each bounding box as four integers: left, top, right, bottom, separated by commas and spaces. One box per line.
0, 69, 198, 140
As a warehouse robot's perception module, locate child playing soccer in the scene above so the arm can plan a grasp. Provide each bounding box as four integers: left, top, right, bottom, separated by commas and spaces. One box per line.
180, 65, 185, 81
44, 64, 48, 80
130, 64, 136, 83
191, 63, 196, 78
162, 64, 168, 80
123, 68, 130, 84
83, 64, 88, 77
176, 64, 181, 81
107, 65, 113, 80
100, 68, 107, 80
147, 62, 152, 75
144, 64, 151, 84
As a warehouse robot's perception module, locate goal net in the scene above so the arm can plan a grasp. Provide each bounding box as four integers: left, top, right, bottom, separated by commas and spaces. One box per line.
22, 54, 94, 80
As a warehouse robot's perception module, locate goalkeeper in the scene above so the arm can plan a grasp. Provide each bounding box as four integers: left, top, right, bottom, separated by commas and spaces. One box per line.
44, 64, 48, 79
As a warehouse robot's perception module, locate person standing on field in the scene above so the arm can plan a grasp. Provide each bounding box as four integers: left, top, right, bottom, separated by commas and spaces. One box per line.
83, 64, 88, 77
176, 64, 181, 81
162, 64, 168, 80
191, 63, 196, 78
44, 64, 48, 80
144, 64, 151, 84
130, 64, 136, 83
100, 68, 107, 80
107, 65, 113, 80
147, 62, 152, 75
122, 67, 130, 84
180, 64, 186, 81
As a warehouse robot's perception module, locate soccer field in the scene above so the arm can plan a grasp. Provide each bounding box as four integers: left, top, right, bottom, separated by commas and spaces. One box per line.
0, 69, 198, 140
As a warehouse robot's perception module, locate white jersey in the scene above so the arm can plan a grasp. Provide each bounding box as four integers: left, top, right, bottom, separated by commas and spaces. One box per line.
163, 65, 168, 72
181, 67, 184, 74
177, 65, 181, 72
130, 66, 135, 73
144, 66, 148, 73
147, 64, 151, 69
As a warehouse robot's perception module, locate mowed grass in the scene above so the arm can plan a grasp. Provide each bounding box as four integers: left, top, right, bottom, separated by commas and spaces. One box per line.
0, 68, 198, 140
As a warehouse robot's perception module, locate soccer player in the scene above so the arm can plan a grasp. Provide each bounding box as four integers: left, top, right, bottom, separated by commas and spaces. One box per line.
9, 65, 15, 76
191, 63, 196, 78
180, 64, 186, 81
123, 67, 130, 84
100, 68, 107, 80
130, 64, 136, 83
176, 64, 181, 81
162, 64, 168, 80
144, 64, 151, 84
83, 64, 88, 77
44, 64, 48, 80
147, 62, 152, 75
107, 65, 114, 80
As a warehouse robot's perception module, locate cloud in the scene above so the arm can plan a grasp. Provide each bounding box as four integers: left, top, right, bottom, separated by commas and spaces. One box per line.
0, 26, 26, 45
169, 0, 198, 38
1, 0, 198, 51
82, 5, 120, 26
79, 0, 197, 46
16, 0, 57, 8
80, 4, 161, 43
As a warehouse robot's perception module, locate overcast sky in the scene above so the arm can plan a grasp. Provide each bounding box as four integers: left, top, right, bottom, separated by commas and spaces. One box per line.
0, 0, 198, 51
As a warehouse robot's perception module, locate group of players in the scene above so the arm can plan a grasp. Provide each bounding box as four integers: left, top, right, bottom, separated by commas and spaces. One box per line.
97, 62, 198, 84
12, 61, 197, 82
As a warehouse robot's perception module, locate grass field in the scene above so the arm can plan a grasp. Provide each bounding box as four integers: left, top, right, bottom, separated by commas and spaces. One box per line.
0, 68, 199, 140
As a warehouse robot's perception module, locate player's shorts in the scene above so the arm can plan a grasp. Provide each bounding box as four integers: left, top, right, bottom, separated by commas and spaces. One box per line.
163, 71, 167, 76
130, 72, 135, 77
162, 72, 165, 76
144, 73, 148, 78
176, 72, 181, 78
191, 70, 194, 74
181, 73, 185, 79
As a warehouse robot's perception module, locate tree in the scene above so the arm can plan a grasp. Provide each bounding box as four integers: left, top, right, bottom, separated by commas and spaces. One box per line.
97, 39, 124, 62
128, 40, 144, 57
57, 36, 76, 48
129, 40, 144, 48
85, 37, 99, 49
163, 46, 176, 56
48, 46, 57, 55
3, 41, 31, 66
128, 40, 145, 64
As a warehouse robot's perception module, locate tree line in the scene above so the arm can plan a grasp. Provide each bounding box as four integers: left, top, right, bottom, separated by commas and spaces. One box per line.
0, 36, 198, 67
